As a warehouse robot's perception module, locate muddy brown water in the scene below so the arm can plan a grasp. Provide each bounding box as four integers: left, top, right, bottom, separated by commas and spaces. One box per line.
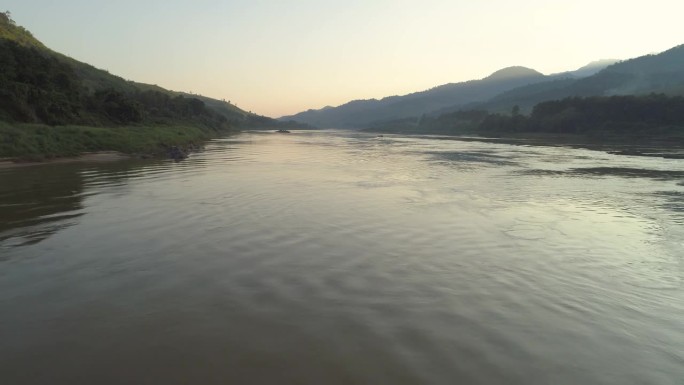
1, 131, 683, 384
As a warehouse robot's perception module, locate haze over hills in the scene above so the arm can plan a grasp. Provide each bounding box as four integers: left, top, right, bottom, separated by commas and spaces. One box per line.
561, 59, 621, 78
3, 7, 683, 150
279, 60, 623, 128
363, 44, 684, 141
279, 67, 549, 128
473, 44, 684, 114
282, 44, 684, 129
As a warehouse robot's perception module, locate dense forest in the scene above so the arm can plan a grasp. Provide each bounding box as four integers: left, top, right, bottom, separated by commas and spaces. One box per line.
480, 94, 684, 136
280, 67, 549, 128
371, 94, 684, 140
286, 41, 684, 129
0, 28, 233, 129
0, 12, 301, 159
477, 45, 684, 115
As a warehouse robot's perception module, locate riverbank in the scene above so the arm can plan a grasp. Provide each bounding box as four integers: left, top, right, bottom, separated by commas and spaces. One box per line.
494, 132, 684, 158
0, 151, 132, 169
0, 122, 233, 163
371, 130, 684, 159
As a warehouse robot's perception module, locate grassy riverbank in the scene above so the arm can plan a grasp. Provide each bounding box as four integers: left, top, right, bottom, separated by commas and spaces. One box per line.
366, 95, 684, 156
0, 14, 280, 162
0, 121, 225, 161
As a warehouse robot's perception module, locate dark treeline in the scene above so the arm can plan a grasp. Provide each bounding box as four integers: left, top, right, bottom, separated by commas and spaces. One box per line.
0, 12, 309, 159
372, 94, 684, 139
480, 94, 684, 136
0, 39, 233, 130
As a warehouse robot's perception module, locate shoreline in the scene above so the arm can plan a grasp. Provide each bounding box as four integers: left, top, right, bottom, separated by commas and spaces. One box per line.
461, 135, 684, 159
370, 131, 684, 159
0, 123, 227, 167
0, 151, 132, 169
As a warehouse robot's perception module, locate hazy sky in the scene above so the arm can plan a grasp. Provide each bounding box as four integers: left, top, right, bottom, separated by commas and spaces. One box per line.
5, 1, 683, 117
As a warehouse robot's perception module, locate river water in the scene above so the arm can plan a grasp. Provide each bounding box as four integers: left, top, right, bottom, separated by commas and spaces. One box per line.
1, 130, 683, 384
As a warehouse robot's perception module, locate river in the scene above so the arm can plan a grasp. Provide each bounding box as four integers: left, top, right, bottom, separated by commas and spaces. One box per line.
1, 130, 683, 384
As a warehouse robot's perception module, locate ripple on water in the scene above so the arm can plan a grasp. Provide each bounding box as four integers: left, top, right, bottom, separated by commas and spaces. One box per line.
1, 131, 683, 384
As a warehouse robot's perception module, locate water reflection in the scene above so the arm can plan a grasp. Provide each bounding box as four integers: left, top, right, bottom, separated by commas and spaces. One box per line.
520, 167, 684, 180
571, 167, 684, 179
0, 131, 683, 384
427, 150, 519, 166
0, 164, 86, 249
652, 191, 684, 225
0, 158, 171, 250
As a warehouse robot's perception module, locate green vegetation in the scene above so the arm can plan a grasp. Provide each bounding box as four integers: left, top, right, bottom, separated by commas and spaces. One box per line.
369, 110, 488, 135
0, 12, 299, 160
0, 11, 45, 49
481, 94, 684, 138
0, 121, 216, 159
0, 26, 235, 128
281, 67, 547, 128
366, 43, 684, 145
477, 45, 684, 114
287, 42, 684, 129
370, 94, 684, 144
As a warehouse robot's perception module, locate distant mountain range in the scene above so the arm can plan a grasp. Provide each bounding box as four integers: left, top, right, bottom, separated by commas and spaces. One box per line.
550, 59, 621, 79
280, 66, 549, 128
473, 46, 684, 114
281, 44, 684, 128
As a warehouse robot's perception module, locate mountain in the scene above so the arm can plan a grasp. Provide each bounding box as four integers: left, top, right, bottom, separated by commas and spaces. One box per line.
487, 66, 543, 80
280, 59, 623, 129
0, 11, 273, 128
544, 59, 620, 80
476, 45, 684, 113
367, 45, 684, 139
567, 59, 620, 78
280, 66, 547, 128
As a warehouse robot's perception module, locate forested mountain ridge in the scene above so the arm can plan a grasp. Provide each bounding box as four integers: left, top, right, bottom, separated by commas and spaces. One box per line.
279, 67, 549, 128
475, 44, 684, 114
368, 94, 684, 149
366, 42, 684, 140
285, 43, 683, 130
280, 58, 626, 129
0, 12, 299, 159
0, 11, 45, 49
551, 59, 620, 79
0, 11, 275, 129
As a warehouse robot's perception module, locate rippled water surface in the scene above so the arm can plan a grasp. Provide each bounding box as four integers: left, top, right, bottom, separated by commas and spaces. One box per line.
1, 131, 683, 384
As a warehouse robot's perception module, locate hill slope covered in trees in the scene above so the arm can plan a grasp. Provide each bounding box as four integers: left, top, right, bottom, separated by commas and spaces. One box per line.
279, 67, 549, 128
473, 44, 684, 114
369, 94, 684, 150
0, 12, 288, 159
366, 42, 684, 144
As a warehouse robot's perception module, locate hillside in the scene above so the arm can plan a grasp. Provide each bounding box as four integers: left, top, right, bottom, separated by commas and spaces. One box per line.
0, 12, 294, 159
0, 12, 280, 130
476, 45, 684, 113
368, 94, 684, 149
280, 59, 623, 129
0, 11, 45, 49
565, 59, 620, 78
280, 67, 547, 128
473, 94, 684, 148
367, 43, 684, 140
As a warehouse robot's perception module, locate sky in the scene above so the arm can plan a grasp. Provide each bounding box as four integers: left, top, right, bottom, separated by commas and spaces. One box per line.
4, 0, 684, 117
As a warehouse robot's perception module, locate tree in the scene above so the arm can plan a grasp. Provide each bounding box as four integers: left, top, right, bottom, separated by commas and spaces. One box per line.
1, 11, 14, 25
